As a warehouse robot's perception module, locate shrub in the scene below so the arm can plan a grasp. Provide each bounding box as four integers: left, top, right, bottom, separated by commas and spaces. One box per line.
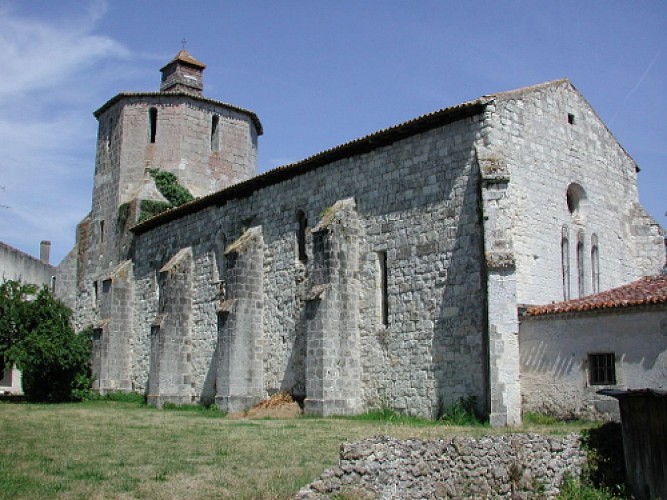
439, 396, 486, 426
0, 281, 93, 402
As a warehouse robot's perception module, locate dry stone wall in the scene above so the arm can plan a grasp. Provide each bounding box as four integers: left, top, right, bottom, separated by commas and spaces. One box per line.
296, 434, 587, 499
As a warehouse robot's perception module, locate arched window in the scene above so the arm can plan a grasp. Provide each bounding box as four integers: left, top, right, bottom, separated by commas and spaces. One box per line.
561, 226, 570, 301
149, 107, 158, 144
591, 234, 600, 294
211, 114, 220, 151
566, 183, 587, 217
577, 230, 585, 298
297, 210, 307, 263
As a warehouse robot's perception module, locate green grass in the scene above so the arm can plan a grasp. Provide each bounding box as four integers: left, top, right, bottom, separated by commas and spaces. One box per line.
0, 401, 607, 499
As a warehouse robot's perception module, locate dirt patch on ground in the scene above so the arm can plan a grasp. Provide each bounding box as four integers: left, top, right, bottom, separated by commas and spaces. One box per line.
226, 392, 303, 419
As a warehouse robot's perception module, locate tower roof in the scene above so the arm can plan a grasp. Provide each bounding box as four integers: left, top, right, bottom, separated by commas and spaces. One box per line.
160, 49, 206, 72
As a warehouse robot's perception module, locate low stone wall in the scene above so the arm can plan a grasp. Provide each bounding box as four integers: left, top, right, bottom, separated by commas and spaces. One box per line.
297, 433, 586, 499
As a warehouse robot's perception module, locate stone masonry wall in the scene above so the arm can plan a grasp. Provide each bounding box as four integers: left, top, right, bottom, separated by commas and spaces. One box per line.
296, 434, 587, 499
132, 114, 488, 418
489, 81, 664, 307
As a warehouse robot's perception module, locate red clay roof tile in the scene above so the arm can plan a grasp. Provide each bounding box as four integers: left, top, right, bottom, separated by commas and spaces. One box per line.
525, 275, 667, 316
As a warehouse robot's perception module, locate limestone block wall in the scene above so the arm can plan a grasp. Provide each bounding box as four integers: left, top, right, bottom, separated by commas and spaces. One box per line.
296, 434, 587, 499
520, 306, 667, 419
131, 113, 488, 418
487, 81, 664, 307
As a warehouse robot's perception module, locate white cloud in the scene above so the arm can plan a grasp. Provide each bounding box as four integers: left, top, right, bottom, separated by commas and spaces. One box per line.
0, 1, 129, 263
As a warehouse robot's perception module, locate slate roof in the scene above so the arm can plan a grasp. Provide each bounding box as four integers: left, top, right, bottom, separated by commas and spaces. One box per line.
525, 275, 667, 317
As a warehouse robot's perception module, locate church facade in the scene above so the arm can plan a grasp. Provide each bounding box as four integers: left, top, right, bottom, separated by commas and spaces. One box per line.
56, 51, 665, 426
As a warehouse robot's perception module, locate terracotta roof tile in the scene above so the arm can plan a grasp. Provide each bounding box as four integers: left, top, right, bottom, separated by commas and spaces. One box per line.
525, 275, 667, 317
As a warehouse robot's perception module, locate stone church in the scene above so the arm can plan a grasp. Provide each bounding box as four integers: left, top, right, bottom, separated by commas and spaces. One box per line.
54, 50, 664, 426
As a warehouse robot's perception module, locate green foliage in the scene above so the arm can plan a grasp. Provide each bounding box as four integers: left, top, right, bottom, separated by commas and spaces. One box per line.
161, 402, 227, 418
348, 408, 434, 425
439, 396, 486, 426
0, 280, 37, 361
117, 202, 131, 227
148, 169, 194, 207
0, 281, 93, 402
136, 169, 195, 222
558, 475, 623, 499
138, 200, 172, 222
523, 411, 560, 425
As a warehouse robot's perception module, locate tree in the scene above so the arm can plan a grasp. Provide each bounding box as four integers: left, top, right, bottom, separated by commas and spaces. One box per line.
0, 280, 92, 401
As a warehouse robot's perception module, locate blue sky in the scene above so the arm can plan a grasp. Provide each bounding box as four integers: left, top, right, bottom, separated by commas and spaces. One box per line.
0, 0, 665, 264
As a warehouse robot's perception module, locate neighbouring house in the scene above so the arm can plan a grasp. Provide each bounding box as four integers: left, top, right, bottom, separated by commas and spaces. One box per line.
520, 274, 667, 420
48, 50, 665, 425
0, 240, 56, 394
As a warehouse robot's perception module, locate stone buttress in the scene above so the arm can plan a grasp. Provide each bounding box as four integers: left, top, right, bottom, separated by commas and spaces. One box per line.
147, 247, 195, 406
304, 199, 362, 416
215, 227, 265, 412
477, 147, 521, 426
92, 260, 134, 393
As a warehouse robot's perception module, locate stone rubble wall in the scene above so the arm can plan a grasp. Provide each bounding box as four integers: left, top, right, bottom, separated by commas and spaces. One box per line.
297, 433, 586, 499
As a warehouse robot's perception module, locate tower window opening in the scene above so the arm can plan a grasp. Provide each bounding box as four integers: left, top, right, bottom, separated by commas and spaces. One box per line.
100, 220, 105, 243
568, 113, 575, 125
149, 107, 158, 144
297, 210, 307, 263
211, 115, 220, 151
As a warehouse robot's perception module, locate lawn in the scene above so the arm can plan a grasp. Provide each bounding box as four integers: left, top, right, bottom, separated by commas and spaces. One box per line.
0, 400, 595, 499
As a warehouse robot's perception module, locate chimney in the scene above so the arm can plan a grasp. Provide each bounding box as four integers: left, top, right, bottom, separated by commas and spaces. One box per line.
40, 240, 51, 264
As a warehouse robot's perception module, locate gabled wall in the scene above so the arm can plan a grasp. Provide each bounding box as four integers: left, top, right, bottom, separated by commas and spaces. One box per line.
489, 81, 664, 307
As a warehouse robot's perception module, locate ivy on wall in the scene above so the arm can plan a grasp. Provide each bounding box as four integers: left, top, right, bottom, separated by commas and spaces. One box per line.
135, 169, 194, 223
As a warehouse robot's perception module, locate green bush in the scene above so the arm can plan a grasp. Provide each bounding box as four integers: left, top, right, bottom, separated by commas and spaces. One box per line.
439, 396, 486, 426
0, 281, 93, 402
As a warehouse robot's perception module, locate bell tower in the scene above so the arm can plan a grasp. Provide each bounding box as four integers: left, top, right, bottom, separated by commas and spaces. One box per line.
160, 49, 205, 95
73, 50, 262, 394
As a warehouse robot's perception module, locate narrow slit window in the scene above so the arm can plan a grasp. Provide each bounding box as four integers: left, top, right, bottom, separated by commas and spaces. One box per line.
149, 107, 158, 144
588, 353, 616, 385
591, 234, 600, 294
211, 115, 220, 151
378, 251, 388, 326
100, 220, 105, 243
297, 210, 307, 262
577, 232, 585, 298
561, 226, 570, 301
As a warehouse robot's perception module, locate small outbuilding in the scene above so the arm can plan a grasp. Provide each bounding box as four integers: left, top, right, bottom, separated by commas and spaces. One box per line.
520, 275, 667, 420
